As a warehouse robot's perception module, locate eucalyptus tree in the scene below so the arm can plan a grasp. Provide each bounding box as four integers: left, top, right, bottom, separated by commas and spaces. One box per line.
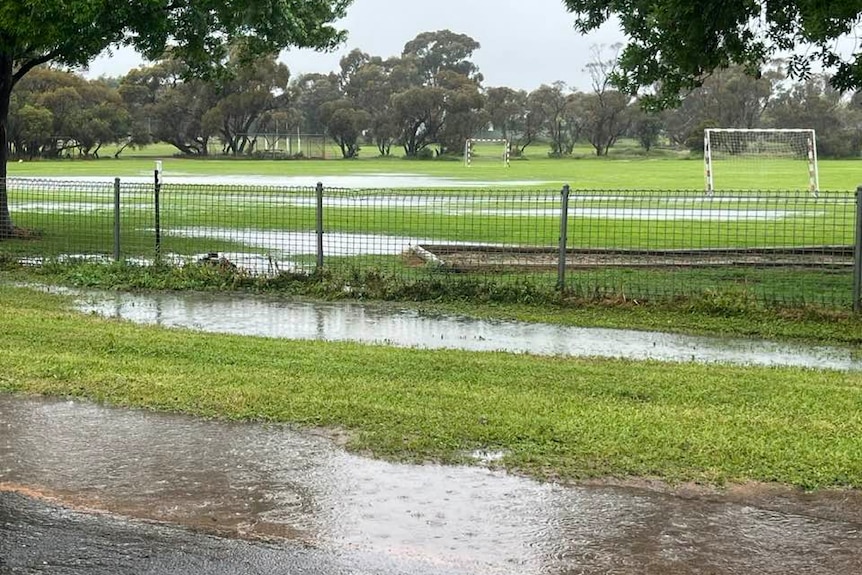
485, 87, 527, 142
0, 0, 351, 237
338, 51, 404, 155
119, 59, 217, 156
391, 86, 447, 157
320, 98, 370, 158
528, 83, 572, 156
10, 68, 129, 158
401, 30, 483, 86
767, 75, 861, 158
436, 71, 488, 155
292, 72, 343, 135
580, 46, 634, 156
202, 53, 291, 155
662, 65, 778, 147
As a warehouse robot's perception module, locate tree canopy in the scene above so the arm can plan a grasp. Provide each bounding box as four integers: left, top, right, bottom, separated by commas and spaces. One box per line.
0, 0, 352, 236
563, 0, 862, 107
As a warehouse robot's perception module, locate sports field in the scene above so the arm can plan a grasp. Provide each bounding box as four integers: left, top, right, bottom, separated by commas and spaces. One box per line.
6, 144, 862, 192
2, 148, 860, 308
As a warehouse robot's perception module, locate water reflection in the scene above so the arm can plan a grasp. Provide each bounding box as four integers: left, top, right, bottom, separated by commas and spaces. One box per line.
54, 287, 862, 371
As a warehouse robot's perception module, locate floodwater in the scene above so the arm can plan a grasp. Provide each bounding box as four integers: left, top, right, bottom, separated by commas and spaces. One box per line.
1, 394, 861, 574
59, 287, 862, 370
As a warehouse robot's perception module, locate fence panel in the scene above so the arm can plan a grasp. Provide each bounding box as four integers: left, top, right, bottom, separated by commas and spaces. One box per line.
559, 190, 856, 307
0, 178, 857, 310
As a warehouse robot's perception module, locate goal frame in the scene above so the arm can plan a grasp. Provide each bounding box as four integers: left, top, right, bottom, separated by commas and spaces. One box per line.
703, 128, 819, 195
464, 138, 511, 167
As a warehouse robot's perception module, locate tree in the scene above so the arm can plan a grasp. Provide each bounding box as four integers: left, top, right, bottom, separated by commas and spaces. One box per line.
766, 75, 862, 158
563, 0, 862, 107
401, 30, 483, 86
120, 58, 218, 156
201, 52, 291, 156
10, 68, 129, 158
292, 73, 343, 134
662, 65, 777, 146
580, 46, 634, 156
391, 86, 447, 157
0, 0, 351, 238
485, 87, 526, 140
320, 99, 369, 158
435, 71, 488, 155
630, 107, 664, 153
528, 83, 571, 157
339, 52, 410, 156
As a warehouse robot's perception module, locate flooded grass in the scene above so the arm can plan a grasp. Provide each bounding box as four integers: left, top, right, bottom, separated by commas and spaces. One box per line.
1, 284, 861, 490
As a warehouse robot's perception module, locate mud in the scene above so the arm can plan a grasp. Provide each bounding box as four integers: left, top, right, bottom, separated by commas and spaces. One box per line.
1, 394, 861, 574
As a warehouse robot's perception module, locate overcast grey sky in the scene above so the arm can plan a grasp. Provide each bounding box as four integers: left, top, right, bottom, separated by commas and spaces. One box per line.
83, 0, 624, 91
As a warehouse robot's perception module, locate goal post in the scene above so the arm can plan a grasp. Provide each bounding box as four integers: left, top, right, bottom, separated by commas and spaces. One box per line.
465, 138, 511, 167
704, 128, 819, 194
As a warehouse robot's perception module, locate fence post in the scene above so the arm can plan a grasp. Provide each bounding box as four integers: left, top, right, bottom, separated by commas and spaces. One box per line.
854, 186, 862, 313
557, 184, 571, 290
113, 178, 121, 262
316, 182, 324, 271
154, 161, 162, 262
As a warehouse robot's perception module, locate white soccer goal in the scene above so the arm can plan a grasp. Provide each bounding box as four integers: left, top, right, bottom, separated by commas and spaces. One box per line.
704, 129, 819, 194
464, 138, 510, 167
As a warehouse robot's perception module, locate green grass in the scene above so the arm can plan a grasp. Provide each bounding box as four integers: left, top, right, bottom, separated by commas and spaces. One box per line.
7, 150, 862, 191
2, 283, 861, 489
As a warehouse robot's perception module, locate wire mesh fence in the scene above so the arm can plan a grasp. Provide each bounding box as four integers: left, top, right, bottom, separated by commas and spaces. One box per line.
1, 177, 859, 310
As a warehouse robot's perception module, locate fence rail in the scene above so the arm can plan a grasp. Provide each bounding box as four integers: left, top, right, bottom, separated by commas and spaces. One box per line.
1, 177, 860, 311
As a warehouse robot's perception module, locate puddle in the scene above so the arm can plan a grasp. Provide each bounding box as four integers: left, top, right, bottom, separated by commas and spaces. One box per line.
167, 227, 440, 256
1, 394, 860, 574
57, 288, 862, 370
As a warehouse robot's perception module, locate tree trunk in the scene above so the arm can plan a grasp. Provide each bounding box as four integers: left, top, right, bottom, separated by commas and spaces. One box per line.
0, 55, 14, 239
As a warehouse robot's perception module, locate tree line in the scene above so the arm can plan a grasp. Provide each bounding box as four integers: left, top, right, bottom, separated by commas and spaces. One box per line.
9, 31, 862, 161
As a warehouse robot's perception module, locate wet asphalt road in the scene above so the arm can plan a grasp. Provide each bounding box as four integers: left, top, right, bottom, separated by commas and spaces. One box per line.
0, 492, 458, 575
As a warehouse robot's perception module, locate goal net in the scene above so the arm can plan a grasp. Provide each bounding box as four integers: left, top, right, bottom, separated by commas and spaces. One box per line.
704, 129, 819, 194
464, 138, 510, 167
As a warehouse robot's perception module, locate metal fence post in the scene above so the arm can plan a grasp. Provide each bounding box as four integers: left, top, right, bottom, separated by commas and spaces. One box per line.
557, 184, 571, 290
154, 161, 162, 262
113, 178, 121, 262
316, 182, 324, 271
854, 186, 862, 313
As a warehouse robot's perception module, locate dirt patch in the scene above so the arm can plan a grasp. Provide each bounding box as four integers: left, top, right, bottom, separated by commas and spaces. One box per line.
414, 244, 855, 271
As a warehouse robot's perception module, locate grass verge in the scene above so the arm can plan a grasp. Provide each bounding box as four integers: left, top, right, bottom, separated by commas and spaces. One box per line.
1, 283, 861, 490
7, 261, 862, 344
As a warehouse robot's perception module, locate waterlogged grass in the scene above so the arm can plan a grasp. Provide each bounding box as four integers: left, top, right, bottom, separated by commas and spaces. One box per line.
1, 284, 860, 489
8, 263, 862, 344
6, 152, 862, 191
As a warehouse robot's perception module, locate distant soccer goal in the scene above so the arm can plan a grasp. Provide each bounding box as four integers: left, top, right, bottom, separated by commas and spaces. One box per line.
464, 138, 510, 167
704, 129, 819, 194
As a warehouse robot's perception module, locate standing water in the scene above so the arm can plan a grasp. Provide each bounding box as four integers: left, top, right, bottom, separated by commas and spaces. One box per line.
1, 395, 861, 575
50, 287, 862, 370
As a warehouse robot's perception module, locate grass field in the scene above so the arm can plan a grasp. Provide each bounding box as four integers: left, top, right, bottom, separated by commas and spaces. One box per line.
7, 145, 862, 191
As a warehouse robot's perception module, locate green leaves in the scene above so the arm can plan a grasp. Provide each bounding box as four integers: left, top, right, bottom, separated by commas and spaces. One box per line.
563, 0, 862, 106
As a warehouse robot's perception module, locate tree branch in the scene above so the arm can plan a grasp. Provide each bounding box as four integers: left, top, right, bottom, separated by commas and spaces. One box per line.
12, 50, 64, 86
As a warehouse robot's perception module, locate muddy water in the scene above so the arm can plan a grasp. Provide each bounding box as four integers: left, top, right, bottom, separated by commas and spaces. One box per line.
1, 394, 861, 574
61, 288, 862, 370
